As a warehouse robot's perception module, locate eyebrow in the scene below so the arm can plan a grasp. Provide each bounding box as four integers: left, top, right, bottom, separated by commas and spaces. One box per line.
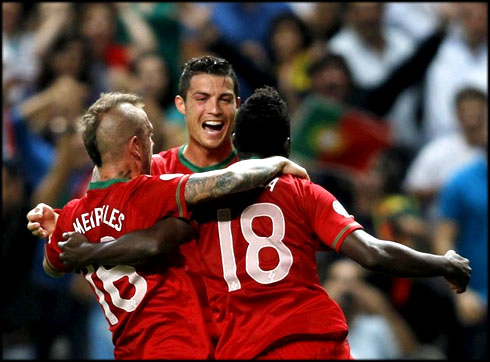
192, 91, 210, 97
191, 91, 234, 98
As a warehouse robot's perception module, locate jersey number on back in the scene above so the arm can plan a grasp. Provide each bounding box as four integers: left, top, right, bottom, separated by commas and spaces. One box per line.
217, 203, 293, 292
84, 237, 148, 325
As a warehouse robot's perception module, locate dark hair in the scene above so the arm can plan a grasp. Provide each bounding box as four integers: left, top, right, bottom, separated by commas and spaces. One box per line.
266, 12, 314, 63
36, 33, 91, 91
130, 51, 174, 108
307, 52, 353, 85
454, 86, 487, 107
234, 86, 290, 158
177, 55, 240, 100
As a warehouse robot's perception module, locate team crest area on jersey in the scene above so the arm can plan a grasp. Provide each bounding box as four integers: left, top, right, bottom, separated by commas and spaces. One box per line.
332, 200, 352, 218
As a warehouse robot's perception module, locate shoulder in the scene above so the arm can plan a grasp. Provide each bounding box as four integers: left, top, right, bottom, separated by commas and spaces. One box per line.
416, 134, 464, 161
130, 174, 185, 189
154, 147, 180, 163
151, 146, 182, 175
266, 174, 303, 191
59, 196, 85, 218
448, 155, 487, 185
270, 174, 331, 200
55, 196, 87, 233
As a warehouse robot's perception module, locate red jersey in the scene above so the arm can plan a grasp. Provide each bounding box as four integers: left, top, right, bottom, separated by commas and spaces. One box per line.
45, 175, 213, 360
191, 174, 364, 359
151, 145, 238, 345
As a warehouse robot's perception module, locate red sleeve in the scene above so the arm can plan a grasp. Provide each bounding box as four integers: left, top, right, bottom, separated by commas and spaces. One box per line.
44, 208, 75, 273
302, 180, 363, 251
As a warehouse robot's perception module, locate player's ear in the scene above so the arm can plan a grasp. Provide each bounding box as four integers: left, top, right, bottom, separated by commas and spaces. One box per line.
129, 136, 141, 160
175, 95, 186, 115
236, 97, 241, 108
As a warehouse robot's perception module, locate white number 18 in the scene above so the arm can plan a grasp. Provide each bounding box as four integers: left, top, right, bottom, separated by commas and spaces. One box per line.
217, 203, 293, 292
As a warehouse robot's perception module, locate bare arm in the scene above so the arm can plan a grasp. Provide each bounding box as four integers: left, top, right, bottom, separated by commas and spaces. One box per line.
351, 282, 418, 356
58, 217, 195, 268
32, 131, 82, 206
34, 3, 73, 59
340, 229, 471, 293
184, 156, 309, 205
116, 3, 157, 55
42, 257, 65, 278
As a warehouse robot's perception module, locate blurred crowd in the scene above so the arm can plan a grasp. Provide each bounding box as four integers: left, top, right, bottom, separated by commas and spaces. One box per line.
2, 2, 487, 360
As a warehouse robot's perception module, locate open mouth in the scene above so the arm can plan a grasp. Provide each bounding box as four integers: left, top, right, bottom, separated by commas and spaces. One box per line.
202, 120, 225, 133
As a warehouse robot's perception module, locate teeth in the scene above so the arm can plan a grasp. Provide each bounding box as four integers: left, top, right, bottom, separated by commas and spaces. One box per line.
203, 121, 223, 126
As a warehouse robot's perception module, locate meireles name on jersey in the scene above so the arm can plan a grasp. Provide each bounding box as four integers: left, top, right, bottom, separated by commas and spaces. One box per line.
73, 205, 125, 234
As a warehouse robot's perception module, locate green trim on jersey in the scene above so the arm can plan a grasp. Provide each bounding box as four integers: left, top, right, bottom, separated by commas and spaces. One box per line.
176, 176, 186, 218
332, 222, 357, 249
88, 178, 128, 190
178, 144, 237, 172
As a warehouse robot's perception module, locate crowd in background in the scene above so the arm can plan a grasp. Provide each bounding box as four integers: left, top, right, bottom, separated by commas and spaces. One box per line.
2, 2, 487, 360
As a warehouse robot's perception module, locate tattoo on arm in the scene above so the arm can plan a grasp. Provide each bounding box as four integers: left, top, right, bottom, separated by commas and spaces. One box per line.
184, 159, 285, 205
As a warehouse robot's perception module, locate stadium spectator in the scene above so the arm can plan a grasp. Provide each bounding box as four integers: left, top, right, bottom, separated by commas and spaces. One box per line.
367, 194, 463, 358
324, 258, 416, 358
2, 3, 39, 105
130, 52, 178, 152
207, 2, 293, 99
20, 81, 93, 361
114, 3, 183, 95
403, 87, 487, 220
291, 53, 392, 180
78, 3, 157, 98
327, 2, 419, 148
385, 3, 449, 42
290, 11, 451, 181
34, 33, 93, 108
326, 2, 458, 151
433, 106, 487, 359
293, 2, 345, 44
265, 12, 315, 112
423, 2, 487, 142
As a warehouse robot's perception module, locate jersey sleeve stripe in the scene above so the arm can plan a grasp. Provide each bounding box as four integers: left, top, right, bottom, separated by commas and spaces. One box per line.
176, 174, 190, 218
331, 222, 362, 250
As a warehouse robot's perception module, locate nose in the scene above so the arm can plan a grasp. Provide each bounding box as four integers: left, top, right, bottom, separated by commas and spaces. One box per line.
207, 98, 222, 115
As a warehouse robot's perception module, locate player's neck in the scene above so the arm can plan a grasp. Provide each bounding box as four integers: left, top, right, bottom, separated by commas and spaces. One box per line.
183, 140, 234, 168
97, 160, 140, 181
